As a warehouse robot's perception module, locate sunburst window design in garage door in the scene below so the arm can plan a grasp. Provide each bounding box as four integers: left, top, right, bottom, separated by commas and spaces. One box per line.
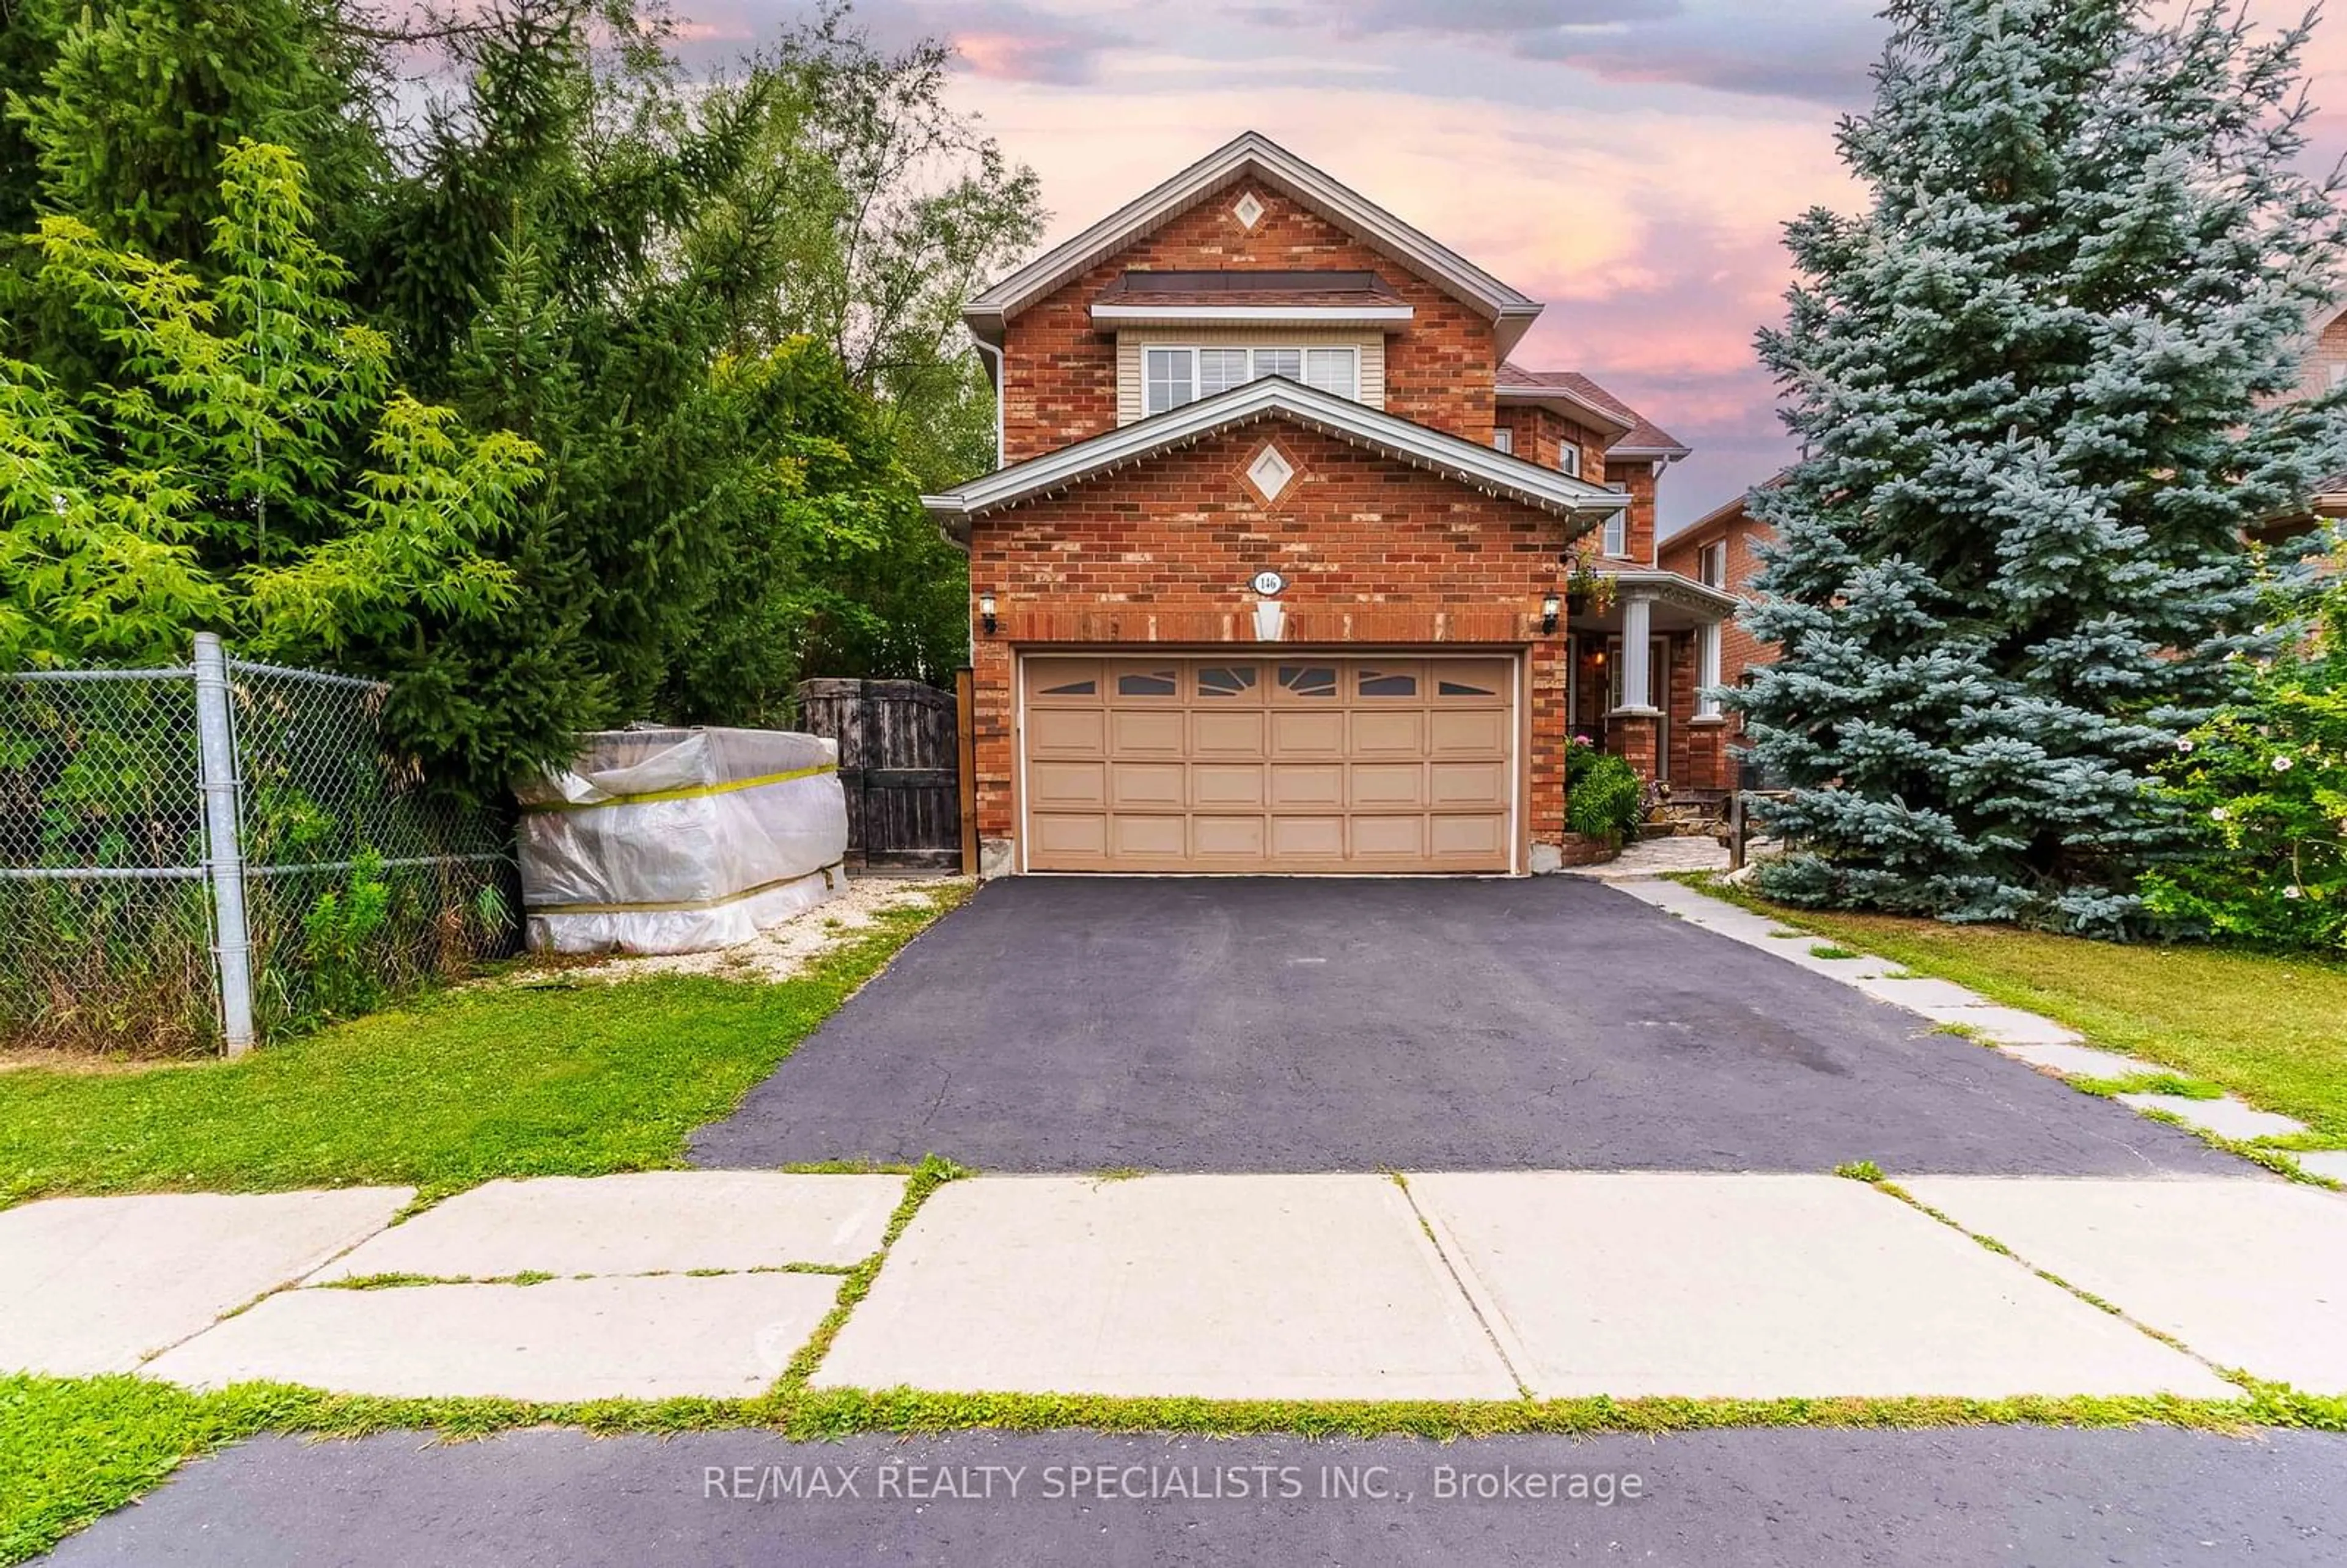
1278, 663, 1337, 698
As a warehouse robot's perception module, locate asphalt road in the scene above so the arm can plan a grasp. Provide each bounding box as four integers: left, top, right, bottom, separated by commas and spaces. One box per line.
690, 876, 2239, 1175
40, 1427, 2347, 1567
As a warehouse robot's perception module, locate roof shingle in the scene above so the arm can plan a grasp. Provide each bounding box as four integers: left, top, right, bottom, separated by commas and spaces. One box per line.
1499, 364, 1689, 456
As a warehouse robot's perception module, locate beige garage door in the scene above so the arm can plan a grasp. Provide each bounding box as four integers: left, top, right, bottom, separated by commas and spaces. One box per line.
1021, 654, 1516, 873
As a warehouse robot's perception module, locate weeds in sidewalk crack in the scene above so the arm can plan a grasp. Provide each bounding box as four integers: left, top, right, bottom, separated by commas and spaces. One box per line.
774, 1154, 969, 1392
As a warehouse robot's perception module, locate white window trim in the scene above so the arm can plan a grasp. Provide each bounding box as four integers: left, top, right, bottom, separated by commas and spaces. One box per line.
1557, 443, 1581, 478
1601, 510, 1628, 558
1141, 344, 1363, 416
1492, 427, 1513, 454
1698, 540, 1725, 588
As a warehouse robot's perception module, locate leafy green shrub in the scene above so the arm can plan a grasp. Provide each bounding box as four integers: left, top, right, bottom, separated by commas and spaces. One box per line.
1566, 741, 1644, 844
298, 853, 392, 1024
2144, 540, 2347, 953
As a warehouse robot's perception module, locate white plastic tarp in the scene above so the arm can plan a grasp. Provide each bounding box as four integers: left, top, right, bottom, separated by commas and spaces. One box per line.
516, 727, 848, 954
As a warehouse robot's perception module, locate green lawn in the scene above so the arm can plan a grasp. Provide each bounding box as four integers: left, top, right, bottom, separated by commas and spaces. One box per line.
0, 891, 964, 1207
1691, 879, 2347, 1145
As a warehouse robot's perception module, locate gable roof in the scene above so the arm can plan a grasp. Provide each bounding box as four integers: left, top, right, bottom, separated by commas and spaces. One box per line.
965, 131, 1544, 354
922, 376, 1630, 530
1497, 366, 1690, 459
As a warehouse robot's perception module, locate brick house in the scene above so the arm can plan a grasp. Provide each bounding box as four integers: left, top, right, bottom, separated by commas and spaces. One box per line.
924, 133, 1741, 876
1657, 486, 1780, 783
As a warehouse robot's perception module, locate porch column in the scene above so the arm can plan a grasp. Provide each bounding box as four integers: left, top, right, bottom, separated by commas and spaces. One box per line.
1612, 592, 1658, 714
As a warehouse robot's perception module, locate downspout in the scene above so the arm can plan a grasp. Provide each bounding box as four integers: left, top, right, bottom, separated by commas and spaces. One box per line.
972, 335, 1006, 474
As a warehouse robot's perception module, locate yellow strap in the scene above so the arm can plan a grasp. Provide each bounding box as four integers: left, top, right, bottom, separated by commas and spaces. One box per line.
523, 761, 838, 813
525, 863, 843, 916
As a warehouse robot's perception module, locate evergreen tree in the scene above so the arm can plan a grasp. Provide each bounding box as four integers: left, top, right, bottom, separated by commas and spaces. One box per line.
4, 0, 378, 262
0, 142, 537, 670
1734, 0, 2347, 932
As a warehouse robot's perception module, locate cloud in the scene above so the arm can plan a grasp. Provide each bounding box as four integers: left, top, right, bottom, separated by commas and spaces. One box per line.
1519, 13, 1882, 106
831, 0, 1134, 84
1236, 0, 1680, 35
1226, 0, 1882, 108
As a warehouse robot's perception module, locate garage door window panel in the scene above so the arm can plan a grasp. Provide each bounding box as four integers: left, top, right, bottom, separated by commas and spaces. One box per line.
1277, 664, 1339, 700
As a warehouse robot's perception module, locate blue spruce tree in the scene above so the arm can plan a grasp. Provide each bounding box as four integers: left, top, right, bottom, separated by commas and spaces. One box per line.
1736, 0, 2347, 932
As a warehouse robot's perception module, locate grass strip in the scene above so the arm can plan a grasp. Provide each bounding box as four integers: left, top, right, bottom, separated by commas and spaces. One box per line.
0, 890, 967, 1208
13, 1370, 2346, 1564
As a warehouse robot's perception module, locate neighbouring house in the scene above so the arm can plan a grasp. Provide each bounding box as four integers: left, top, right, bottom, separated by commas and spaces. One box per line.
922, 132, 1742, 876
1657, 486, 1780, 783
2266, 304, 2347, 544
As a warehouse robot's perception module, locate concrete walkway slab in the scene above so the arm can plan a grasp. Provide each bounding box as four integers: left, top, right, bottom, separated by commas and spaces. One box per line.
2114, 1094, 2305, 1142
1933, 1006, 2084, 1046
311, 1172, 904, 1282
147, 1272, 838, 1400
0, 1188, 412, 1376
1407, 1173, 2233, 1400
1904, 1178, 2347, 1392
1997, 1041, 2162, 1079
2295, 1151, 2347, 1184
815, 1175, 1517, 1400
1855, 975, 1990, 1013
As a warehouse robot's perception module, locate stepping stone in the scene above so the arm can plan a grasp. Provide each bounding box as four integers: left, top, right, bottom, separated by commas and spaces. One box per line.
1903, 1178, 2347, 1393
148, 1273, 838, 1401
1931, 1006, 2083, 1046
1405, 1172, 2230, 1400
2114, 1094, 2305, 1143
814, 1176, 1516, 1401
0, 1188, 412, 1376
2293, 1151, 2347, 1184
1997, 1041, 2162, 1080
312, 1172, 905, 1282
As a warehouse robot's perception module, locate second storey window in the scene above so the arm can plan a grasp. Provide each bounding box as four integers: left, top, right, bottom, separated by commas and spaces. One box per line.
1558, 443, 1582, 478
1601, 508, 1628, 558
1142, 345, 1361, 415
1698, 540, 1726, 587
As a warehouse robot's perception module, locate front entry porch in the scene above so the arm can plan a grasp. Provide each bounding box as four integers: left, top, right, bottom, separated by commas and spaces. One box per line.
1565, 570, 1741, 793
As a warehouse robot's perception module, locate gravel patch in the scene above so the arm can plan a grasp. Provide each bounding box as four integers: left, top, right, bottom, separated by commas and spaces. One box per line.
512, 877, 961, 987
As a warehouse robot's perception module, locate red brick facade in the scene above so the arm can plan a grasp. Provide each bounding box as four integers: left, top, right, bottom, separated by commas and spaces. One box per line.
952, 136, 1728, 873
1658, 496, 1777, 786
967, 421, 1572, 859
1658, 498, 1775, 687
1001, 184, 1500, 461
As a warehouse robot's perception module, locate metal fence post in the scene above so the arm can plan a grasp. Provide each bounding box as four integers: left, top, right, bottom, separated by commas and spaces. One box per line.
192, 634, 257, 1053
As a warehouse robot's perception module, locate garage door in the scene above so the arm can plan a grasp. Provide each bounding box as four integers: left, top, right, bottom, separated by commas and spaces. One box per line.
1021, 654, 1516, 873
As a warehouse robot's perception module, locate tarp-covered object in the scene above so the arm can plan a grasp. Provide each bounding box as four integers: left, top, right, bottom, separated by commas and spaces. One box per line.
516, 727, 848, 954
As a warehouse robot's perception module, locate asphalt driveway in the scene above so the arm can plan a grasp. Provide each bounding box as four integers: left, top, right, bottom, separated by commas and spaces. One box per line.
689, 877, 2239, 1176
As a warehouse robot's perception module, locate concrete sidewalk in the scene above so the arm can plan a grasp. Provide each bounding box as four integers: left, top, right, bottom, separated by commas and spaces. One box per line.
6, 1167, 2343, 1404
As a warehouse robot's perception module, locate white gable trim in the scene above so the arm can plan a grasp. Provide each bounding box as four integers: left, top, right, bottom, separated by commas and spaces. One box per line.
922, 377, 1629, 524
1493, 382, 1635, 439
966, 132, 1543, 351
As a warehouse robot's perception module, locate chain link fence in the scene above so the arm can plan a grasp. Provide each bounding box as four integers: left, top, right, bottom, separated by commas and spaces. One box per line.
0, 637, 518, 1055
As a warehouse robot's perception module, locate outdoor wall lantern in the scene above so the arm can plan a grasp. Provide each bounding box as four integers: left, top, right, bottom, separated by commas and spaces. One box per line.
1541, 593, 1561, 636
979, 593, 997, 635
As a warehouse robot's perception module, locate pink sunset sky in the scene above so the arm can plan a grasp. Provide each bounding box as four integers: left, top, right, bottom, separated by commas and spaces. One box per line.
679, 1, 2347, 532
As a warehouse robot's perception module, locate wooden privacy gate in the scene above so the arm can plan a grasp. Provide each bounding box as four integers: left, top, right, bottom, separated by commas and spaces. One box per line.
794, 678, 974, 871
